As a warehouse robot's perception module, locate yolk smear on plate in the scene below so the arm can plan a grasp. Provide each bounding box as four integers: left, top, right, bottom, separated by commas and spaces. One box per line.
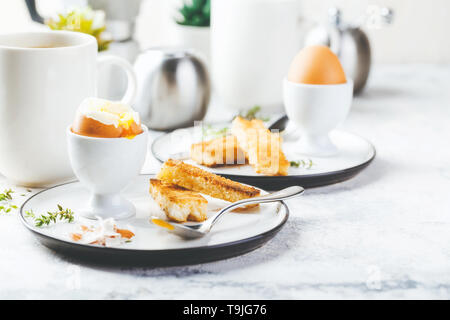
152, 218, 175, 230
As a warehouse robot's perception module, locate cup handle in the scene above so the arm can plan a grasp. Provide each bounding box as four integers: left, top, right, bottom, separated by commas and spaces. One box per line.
97, 55, 137, 105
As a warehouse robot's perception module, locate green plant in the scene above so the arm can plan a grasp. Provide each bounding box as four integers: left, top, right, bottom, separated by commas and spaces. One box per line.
25, 205, 75, 227
46, 7, 112, 51
176, 0, 211, 27
0, 189, 17, 214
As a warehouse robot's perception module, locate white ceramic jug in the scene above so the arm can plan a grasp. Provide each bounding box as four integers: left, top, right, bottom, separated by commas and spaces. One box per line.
211, 0, 304, 113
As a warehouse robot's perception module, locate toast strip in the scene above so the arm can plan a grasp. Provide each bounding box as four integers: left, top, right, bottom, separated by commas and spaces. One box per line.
231, 117, 289, 176
190, 135, 246, 167
157, 159, 260, 205
149, 179, 207, 222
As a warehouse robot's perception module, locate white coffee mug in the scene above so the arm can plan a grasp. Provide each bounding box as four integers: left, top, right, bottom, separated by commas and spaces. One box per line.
0, 31, 137, 187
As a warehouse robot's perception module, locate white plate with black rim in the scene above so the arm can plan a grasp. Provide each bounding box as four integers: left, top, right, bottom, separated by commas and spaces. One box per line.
20, 174, 289, 267
151, 125, 376, 190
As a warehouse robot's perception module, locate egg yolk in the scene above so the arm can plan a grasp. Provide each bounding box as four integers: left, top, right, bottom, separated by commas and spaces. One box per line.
287, 45, 347, 85
71, 98, 144, 139
151, 218, 175, 230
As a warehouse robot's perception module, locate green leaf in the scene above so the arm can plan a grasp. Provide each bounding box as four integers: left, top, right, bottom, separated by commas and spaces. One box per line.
237, 106, 269, 122
176, 0, 210, 27
290, 159, 314, 170
202, 124, 229, 139
25, 210, 35, 218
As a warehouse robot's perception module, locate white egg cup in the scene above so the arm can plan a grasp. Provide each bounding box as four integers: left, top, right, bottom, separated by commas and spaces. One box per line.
67, 126, 148, 220
283, 78, 353, 157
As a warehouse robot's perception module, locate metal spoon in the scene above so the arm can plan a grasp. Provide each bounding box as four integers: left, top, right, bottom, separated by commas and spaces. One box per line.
151, 185, 304, 239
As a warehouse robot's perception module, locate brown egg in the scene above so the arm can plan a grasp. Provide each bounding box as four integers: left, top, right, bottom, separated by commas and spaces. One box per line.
287, 45, 347, 85
72, 114, 123, 138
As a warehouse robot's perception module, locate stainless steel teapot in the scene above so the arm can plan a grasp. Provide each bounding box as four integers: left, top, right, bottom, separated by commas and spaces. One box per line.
304, 6, 394, 94
133, 48, 211, 131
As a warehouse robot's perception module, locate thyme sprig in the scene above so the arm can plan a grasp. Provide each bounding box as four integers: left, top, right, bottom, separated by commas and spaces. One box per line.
24, 210, 35, 219
238, 106, 269, 122
0, 189, 13, 202
290, 159, 314, 170
25, 205, 75, 227
202, 124, 229, 139
0, 189, 17, 214
201, 106, 271, 140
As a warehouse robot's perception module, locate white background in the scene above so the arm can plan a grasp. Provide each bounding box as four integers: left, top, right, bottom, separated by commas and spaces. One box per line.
0, 0, 449, 63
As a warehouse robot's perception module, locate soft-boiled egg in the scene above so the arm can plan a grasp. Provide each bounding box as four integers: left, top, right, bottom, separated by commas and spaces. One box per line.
72, 98, 143, 138
287, 45, 347, 85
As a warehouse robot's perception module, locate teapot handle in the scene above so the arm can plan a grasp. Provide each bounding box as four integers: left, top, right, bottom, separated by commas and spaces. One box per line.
24, 0, 45, 24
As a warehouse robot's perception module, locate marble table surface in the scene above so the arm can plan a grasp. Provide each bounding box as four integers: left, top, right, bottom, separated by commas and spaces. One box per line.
1, 64, 449, 299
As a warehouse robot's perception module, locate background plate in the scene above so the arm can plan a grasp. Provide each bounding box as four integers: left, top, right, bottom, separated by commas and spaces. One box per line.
152, 128, 376, 189
20, 175, 289, 267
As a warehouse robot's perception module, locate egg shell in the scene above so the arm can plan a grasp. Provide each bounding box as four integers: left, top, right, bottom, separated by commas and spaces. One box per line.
287, 45, 347, 85
72, 114, 123, 138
